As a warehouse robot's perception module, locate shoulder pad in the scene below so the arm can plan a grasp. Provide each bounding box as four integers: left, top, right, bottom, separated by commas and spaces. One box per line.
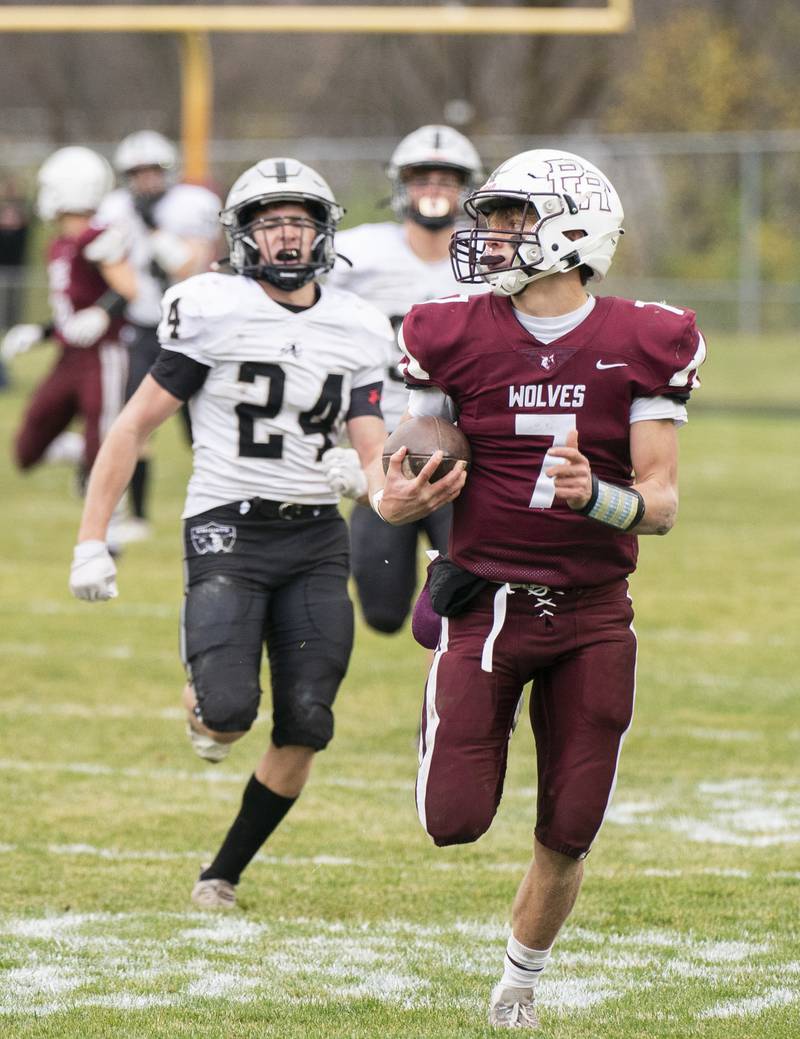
82, 224, 130, 265
349, 293, 395, 341
164, 272, 243, 319
621, 299, 706, 397
158, 272, 247, 357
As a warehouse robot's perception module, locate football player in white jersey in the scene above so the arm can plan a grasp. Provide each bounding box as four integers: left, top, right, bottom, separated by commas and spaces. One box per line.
327, 125, 484, 634
68, 158, 435, 909
97, 131, 222, 540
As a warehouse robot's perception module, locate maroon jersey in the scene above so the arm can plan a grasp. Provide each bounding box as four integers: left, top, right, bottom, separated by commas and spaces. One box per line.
399, 292, 705, 589
47, 223, 123, 348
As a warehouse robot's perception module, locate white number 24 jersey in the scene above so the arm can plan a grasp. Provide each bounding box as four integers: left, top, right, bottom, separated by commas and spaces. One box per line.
157, 272, 392, 518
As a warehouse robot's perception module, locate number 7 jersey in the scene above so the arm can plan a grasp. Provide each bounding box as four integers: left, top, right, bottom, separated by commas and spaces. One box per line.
157, 272, 392, 518
399, 292, 706, 589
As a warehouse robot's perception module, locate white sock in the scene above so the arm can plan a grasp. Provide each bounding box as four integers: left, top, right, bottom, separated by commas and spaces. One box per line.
499, 933, 553, 989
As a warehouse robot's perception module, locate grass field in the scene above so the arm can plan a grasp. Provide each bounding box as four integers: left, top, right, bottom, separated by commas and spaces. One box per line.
1, 332, 799, 1038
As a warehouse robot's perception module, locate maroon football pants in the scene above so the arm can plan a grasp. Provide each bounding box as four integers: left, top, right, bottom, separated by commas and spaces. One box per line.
14, 342, 127, 471
416, 579, 636, 859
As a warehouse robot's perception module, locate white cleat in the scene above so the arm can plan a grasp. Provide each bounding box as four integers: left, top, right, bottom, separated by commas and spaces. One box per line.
186, 721, 231, 763
488, 985, 539, 1029
191, 866, 236, 910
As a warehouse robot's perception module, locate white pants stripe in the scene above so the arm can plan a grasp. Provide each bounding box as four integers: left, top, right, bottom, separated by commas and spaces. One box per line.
415, 617, 449, 834
481, 583, 510, 673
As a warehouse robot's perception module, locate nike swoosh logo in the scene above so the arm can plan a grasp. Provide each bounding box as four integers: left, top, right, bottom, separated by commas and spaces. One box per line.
596, 361, 629, 369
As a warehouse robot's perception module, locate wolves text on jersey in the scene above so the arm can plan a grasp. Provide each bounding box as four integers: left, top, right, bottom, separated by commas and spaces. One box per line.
508, 383, 586, 409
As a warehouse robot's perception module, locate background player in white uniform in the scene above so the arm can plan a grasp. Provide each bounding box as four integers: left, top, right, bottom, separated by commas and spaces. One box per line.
97, 131, 221, 540
327, 125, 483, 634
69, 158, 393, 909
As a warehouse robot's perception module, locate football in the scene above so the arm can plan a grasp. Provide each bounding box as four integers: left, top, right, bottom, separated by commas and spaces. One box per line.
382, 416, 471, 483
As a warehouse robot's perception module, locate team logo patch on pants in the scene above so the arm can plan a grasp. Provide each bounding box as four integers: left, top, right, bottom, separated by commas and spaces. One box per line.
190, 521, 237, 554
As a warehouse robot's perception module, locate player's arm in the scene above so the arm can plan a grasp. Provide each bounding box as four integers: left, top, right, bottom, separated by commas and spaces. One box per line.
345, 414, 386, 505
627, 418, 679, 534
78, 376, 182, 542
546, 421, 678, 535
59, 233, 139, 348
70, 377, 183, 602
98, 254, 138, 302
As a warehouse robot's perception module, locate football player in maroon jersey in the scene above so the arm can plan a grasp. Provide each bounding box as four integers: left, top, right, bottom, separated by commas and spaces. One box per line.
376, 149, 706, 1029
2, 147, 136, 483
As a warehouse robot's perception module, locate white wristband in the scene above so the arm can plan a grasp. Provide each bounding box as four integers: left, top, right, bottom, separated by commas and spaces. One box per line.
371, 489, 387, 521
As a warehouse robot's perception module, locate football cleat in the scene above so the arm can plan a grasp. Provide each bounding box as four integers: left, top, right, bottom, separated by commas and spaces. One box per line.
488, 984, 539, 1029
191, 866, 236, 910
185, 721, 231, 763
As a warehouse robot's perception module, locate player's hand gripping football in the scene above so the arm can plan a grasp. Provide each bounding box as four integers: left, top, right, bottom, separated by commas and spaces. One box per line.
320, 447, 368, 500
69, 540, 118, 602
546, 429, 593, 509
379, 446, 467, 524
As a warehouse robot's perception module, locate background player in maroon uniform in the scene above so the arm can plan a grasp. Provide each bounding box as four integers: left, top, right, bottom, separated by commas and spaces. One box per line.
2, 146, 136, 483
376, 149, 706, 1029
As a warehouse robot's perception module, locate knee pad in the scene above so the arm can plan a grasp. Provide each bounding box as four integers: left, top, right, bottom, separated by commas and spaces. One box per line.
184, 575, 264, 733
273, 681, 335, 751
421, 795, 497, 847
429, 814, 494, 848
190, 650, 261, 734
362, 606, 407, 635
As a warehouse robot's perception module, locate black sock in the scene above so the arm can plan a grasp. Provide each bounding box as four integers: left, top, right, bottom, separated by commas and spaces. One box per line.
130, 459, 149, 519
201, 774, 296, 885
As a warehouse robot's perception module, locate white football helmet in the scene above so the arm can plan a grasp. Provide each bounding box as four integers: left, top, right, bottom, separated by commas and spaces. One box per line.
220, 157, 343, 291
37, 146, 114, 221
113, 131, 177, 174
387, 125, 483, 229
450, 149, 625, 296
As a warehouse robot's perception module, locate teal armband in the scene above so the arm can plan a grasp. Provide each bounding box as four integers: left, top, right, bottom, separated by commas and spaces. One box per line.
576, 474, 645, 531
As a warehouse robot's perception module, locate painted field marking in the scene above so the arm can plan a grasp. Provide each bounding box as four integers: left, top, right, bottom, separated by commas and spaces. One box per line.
0, 758, 410, 791
0, 913, 796, 1021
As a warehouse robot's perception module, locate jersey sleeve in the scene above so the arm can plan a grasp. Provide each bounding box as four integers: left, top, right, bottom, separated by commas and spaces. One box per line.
630, 306, 707, 404
149, 348, 210, 401
82, 224, 130, 265
346, 382, 383, 420
398, 298, 464, 391
156, 273, 236, 366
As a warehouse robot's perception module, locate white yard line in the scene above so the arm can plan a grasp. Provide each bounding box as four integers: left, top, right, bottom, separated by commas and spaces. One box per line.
698, 988, 799, 1018
23, 599, 177, 619
0, 641, 176, 662
0, 841, 798, 885
0, 912, 793, 1021
0, 757, 412, 793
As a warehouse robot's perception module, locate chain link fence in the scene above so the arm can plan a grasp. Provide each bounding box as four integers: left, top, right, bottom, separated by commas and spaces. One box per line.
2, 129, 798, 333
